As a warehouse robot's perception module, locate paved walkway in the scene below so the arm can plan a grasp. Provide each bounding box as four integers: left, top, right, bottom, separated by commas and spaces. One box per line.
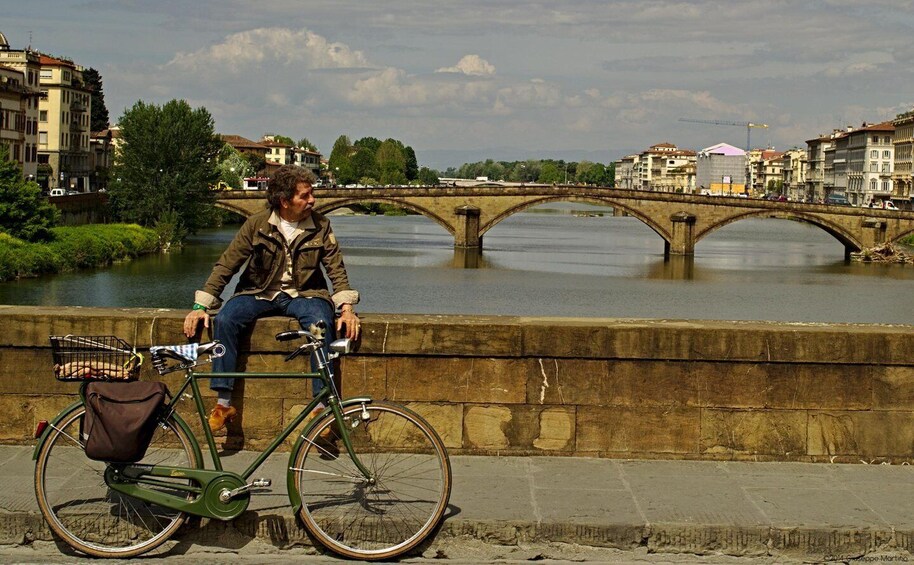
2, 445, 914, 561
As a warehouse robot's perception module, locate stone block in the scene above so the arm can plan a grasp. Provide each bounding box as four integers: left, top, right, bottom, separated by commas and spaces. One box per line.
386, 357, 472, 402
0, 394, 77, 442
339, 356, 387, 399
700, 409, 807, 457
698, 362, 768, 409
532, 406, 575, 451
378, 316, 521, 357
766, 364, 871, 410
0, 349, 69, 394
809, 410, 914, 458
464, 405, 512, 450
404, 402, 463, 449
873, 366, 914, 409
576, 406, 700, 454
525, 358, 618, 406
522, 323, 614, 359
627, 360, 700, 407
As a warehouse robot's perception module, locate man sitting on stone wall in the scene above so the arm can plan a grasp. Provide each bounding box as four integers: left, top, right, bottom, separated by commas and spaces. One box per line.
183, 164, 360, 430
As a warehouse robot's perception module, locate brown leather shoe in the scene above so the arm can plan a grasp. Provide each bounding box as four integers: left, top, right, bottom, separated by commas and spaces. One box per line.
309, 408, 335, 440
208, 404, 237, 431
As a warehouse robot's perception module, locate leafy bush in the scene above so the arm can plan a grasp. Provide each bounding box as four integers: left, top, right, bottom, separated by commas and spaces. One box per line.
0, 224, 158, 281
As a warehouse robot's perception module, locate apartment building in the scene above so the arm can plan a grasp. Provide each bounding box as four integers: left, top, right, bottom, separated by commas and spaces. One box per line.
613, 154, 638, 190
36, 55, 93, 191
779, 148, 807, 201
893, 109, 914, 206
293, 147, 322, 179
695, 143, 746, 195
261, 135, 295, 165
805, 135, 832, 202
750, 149, 784, 195
613, 143, 696, 192
845, 122, 894, 207
0, 32, 40, 181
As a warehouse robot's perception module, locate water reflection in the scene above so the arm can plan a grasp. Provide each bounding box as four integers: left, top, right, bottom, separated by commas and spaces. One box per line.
1, 207, 914, 324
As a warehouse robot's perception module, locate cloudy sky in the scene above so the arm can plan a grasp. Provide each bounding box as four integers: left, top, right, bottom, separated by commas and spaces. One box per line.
5, 1, 914, 169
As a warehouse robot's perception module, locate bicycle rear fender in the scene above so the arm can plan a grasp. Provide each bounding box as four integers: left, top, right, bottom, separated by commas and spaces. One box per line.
33, 399, 83, 460
287, 397, 373, 515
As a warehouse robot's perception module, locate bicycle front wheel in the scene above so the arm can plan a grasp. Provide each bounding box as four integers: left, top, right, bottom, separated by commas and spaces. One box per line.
291, 401, 452, 560
34, 403, 198, 558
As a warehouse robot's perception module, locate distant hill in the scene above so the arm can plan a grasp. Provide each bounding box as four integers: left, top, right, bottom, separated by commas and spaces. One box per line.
416, 147, 640, 171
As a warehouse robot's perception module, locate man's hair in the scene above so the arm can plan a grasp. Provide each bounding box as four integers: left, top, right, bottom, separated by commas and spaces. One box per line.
267, 165, 318, 208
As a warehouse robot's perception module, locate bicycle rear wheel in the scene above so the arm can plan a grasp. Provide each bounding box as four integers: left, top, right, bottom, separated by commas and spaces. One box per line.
34, 403, 198, 558
291, 401, 451, 560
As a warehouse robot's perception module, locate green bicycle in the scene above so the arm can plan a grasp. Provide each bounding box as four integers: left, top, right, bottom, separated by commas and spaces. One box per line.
33, 329, 452, 560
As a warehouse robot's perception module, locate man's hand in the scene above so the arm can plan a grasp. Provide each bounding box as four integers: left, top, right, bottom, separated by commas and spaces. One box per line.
184, 309, 210, 338
336, 307, 360, 340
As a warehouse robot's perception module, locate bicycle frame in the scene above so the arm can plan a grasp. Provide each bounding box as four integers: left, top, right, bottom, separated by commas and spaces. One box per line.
38, 340, 376, 522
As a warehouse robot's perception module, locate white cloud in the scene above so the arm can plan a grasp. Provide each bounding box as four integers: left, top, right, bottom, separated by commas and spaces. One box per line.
435, 55, 496, 76
165, 27, 371, 74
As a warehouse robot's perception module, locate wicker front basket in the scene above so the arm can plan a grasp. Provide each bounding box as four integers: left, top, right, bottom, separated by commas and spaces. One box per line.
50, 335, 142, 381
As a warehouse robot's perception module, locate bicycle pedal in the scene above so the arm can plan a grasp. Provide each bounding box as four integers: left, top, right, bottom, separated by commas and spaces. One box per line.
252, 478, 271, 488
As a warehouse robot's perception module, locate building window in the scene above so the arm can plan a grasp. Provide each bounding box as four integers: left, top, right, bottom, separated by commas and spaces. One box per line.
882, 180, 890, 192
870, 163, 879, 172
39, 110, 47, 122
883, 163, 891, 173
871, 150, 878, 158
870, 179, 877, 191
38, 132, 47, 145
62, 71, 70, 82
883, 150, 891, 159
40, 69, 52, 79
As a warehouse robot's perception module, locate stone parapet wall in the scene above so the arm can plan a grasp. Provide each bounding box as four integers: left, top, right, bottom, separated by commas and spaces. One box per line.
2, 305, 913, 462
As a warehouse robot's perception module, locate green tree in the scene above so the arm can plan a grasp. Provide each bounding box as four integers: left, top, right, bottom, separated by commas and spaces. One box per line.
109, 100, 221, 236
82, 68, 110, 132
297, 137, 318, 152
417, 167, 439, 185
272, 134, 295, 146
538, 162, 562, 184
242, 152, 266, 175
328, 135, 354, 185
403, 146, 418, 181
607, 162, 616, 187
377, 139, 407, 184
354, 137, 382, 155
217, 144, 253, 189
350, 147, 379, 182
0, 145, 59, 241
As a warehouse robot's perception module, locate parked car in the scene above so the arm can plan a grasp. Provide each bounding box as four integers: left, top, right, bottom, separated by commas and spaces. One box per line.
824, 194, 850, 206
49, 188, 66, 197
883, 201, 898, 210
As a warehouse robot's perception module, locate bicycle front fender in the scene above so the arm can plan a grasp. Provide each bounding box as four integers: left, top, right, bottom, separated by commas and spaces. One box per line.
286, 397, 373, 515
33, 399, 84, 460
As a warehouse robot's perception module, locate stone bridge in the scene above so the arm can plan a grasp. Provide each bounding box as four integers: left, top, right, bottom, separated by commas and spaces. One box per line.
216, 186, 914, 257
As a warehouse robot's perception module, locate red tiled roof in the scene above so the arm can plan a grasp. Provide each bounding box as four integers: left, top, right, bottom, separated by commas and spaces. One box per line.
39, 54, 75, 68
860, 121, 894, 132
221, 134, 267, 149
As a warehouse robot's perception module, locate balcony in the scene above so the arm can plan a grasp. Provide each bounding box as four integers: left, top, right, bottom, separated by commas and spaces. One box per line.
70, 120, 85, 132
70, 101, 87, 113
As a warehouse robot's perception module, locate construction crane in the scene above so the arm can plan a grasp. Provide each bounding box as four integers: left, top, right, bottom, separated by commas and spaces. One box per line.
680, 118, 770, 195
678, 118, 769, 152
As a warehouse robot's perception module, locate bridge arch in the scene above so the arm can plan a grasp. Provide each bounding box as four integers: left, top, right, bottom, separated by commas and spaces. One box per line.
480, 195, 673, 246
694, 210, 863, 251
214, 199, 268, 217
314, 197, 455, 236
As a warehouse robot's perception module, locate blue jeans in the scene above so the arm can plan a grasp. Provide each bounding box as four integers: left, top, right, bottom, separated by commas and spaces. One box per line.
210, 293, 335, 397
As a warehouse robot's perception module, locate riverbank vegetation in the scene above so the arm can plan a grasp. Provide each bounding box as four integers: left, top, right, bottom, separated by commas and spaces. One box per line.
0, 224, 159, 282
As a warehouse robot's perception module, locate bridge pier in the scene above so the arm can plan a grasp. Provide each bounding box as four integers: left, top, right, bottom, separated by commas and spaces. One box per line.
860, 218, 887, 250
666, 212, 697, 256
455, 205, 482, 249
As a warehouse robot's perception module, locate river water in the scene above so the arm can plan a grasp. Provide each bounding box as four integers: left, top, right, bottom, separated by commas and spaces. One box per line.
2, 204, 913, 324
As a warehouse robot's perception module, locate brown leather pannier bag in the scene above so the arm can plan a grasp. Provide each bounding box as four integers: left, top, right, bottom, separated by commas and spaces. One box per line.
83, 381, 168, 463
